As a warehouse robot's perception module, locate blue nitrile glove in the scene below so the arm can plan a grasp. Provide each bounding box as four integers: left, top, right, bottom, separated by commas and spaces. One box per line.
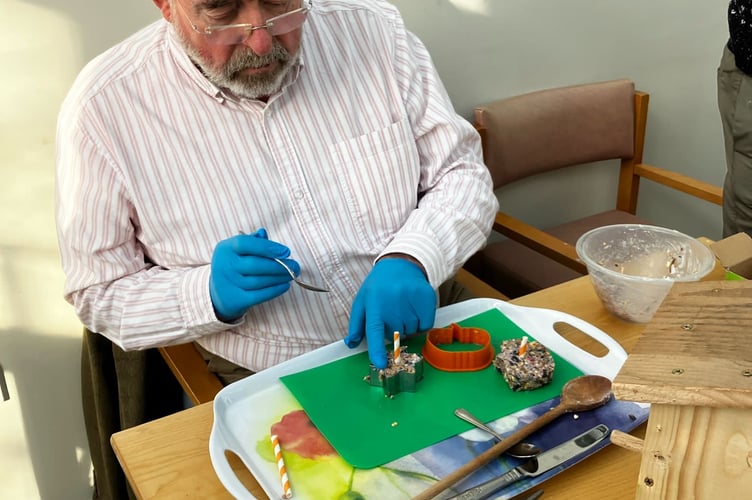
209, 228, 300, 322
344, 257, 437, 369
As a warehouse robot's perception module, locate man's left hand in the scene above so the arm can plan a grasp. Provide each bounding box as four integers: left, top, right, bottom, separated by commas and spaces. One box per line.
344, 257, 436, 369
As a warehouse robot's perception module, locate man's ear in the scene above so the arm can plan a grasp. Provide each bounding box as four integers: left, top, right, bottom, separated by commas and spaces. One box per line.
153, 0, 173, 21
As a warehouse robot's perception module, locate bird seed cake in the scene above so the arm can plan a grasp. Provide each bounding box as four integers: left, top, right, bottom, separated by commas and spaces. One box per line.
493, 337, 555, 391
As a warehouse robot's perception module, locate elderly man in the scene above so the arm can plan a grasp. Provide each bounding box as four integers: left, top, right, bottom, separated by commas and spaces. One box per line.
56, 1, 497, 497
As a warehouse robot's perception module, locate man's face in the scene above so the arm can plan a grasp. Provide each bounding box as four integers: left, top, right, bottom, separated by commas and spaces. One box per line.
160, 0, 304, 99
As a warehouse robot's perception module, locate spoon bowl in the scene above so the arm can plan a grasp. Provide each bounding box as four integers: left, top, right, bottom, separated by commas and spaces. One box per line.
273, 258, 330, 293
237, 230, 330, 292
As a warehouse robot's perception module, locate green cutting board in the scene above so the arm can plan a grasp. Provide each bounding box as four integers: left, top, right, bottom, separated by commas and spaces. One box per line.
280, 309, 583, 469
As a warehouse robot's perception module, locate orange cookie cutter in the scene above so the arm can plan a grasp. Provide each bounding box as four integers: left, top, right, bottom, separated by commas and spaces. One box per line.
421, 323, 494, 372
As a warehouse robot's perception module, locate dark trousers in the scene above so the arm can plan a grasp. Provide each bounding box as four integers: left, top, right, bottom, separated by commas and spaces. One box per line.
719, 44, 752, 237
81, 328, 184, 499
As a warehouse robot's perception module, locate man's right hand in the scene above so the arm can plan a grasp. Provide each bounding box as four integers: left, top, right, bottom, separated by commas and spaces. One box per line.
209, 228, 299, 322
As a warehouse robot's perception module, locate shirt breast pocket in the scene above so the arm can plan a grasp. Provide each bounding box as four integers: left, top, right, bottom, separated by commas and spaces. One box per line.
328, 118, 420, 253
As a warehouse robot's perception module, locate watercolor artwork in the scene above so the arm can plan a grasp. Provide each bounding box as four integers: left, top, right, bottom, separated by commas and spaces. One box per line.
212, 380, 647, 500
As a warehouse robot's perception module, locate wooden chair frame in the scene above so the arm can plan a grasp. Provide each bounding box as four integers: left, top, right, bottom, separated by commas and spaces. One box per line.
159, 343, 223, 405
161, 86, 724, 404
474, 90, 722, 276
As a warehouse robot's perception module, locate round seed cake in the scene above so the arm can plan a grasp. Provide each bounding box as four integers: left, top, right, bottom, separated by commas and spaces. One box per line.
493, 338, 555, 391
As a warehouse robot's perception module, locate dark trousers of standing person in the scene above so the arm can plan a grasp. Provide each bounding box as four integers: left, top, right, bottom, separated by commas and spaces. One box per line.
719, 43, 752, 237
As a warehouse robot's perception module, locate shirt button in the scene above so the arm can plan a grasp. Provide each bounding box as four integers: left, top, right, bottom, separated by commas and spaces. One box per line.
294, 190, 305, 200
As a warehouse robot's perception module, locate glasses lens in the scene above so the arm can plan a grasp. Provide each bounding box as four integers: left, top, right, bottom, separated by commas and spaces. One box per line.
266, 0, 295, 17
267, 9, 309, 36
204, 3, 309, 45
207, 28, 249, 46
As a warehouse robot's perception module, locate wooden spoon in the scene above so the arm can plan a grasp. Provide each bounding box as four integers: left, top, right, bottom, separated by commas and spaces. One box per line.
412, 375, 613, 500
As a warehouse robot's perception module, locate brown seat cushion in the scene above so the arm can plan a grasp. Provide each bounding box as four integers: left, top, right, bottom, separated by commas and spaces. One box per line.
467, 210, 653, 298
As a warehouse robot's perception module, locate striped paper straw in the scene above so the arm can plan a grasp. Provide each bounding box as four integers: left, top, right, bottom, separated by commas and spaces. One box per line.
518, 335, 529, 357
393, 331, 401, 365
270, 434, 292, 499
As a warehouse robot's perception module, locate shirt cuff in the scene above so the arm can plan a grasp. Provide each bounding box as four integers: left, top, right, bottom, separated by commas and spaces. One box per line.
179, 265, 244, 335
377, 232, 446, 287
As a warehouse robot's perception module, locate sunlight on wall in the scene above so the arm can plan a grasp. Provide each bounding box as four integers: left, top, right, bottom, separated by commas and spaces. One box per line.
447, 0, 489, 16
1, 2, 92, 500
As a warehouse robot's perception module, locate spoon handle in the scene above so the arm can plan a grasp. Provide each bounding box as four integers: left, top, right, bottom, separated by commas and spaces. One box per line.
454, 408, 504, 441
413, 404, 567, 500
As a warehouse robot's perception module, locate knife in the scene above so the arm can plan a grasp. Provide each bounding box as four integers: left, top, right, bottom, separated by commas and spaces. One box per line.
446, 424, 610, 500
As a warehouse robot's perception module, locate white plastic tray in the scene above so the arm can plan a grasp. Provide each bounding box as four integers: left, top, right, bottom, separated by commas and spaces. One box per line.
209, 298, 629, 499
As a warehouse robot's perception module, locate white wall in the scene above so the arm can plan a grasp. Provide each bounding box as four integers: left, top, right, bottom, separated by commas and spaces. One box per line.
2, 2, 159, 499
2, 0, 728, 498
390, 0, 728, 240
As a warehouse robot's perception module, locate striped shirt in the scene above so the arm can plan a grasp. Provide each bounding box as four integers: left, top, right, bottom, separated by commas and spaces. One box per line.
55, 0, 497, 371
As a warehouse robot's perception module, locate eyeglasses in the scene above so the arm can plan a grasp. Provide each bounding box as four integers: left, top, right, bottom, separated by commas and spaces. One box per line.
175, 0, 312, 46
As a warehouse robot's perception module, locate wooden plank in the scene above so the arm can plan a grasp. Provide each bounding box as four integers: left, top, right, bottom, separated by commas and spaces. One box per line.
613, 280, 752, 408
635, 404, 752, 499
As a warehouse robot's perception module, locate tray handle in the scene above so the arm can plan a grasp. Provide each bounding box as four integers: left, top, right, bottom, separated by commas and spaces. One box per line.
494, 301, 627, 379
208, 424, 259, 500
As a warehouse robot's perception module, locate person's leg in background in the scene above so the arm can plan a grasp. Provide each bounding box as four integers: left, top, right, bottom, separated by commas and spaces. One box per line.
719, 43, 752, 237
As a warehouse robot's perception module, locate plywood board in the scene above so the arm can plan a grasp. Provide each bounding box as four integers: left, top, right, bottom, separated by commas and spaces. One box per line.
613, 280, 752, 408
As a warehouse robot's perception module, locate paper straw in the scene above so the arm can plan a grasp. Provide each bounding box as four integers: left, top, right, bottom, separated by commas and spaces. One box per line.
518, 335, 529, 357
393, 331, 401, 365
270, 434, 292, 499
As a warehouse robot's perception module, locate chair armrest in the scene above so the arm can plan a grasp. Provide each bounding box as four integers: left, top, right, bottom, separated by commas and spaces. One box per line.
455, 267, 510, 301
635, 163, 722, 206
493, 211, 588, 274
159, 343, 224, 405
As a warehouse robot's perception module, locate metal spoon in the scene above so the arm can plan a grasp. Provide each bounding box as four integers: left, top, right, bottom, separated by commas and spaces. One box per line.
237, 230, 329, 292
454, 408, 541, 459
273, 258, 330, 293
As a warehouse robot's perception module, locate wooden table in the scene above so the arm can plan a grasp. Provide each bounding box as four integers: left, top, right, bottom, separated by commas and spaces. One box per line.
111, 269, 724, 499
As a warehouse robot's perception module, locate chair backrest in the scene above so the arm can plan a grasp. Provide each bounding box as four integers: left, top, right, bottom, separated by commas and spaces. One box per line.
464, 79, 721, 298
474, 79, 639, 190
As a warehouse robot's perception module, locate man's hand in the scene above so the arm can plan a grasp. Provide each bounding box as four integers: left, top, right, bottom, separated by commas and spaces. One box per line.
344, 257, 436, 369
209, 228, 299, 322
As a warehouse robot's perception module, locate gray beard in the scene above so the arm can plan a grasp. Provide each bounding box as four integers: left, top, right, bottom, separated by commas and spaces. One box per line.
174, 26, 297, 99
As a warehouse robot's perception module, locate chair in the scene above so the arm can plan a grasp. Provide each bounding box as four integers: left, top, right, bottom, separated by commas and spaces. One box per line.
463, 79, 723, 298
159, 343, 223, 405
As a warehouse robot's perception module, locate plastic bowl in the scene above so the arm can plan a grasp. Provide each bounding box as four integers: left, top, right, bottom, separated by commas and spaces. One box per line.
575, 224, 716, 323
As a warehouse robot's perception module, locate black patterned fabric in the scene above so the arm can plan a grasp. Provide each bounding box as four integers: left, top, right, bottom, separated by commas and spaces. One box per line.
728, 0, 752, 75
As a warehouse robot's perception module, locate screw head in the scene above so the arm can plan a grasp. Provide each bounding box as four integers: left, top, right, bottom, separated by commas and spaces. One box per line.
672, 368, 684, 375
